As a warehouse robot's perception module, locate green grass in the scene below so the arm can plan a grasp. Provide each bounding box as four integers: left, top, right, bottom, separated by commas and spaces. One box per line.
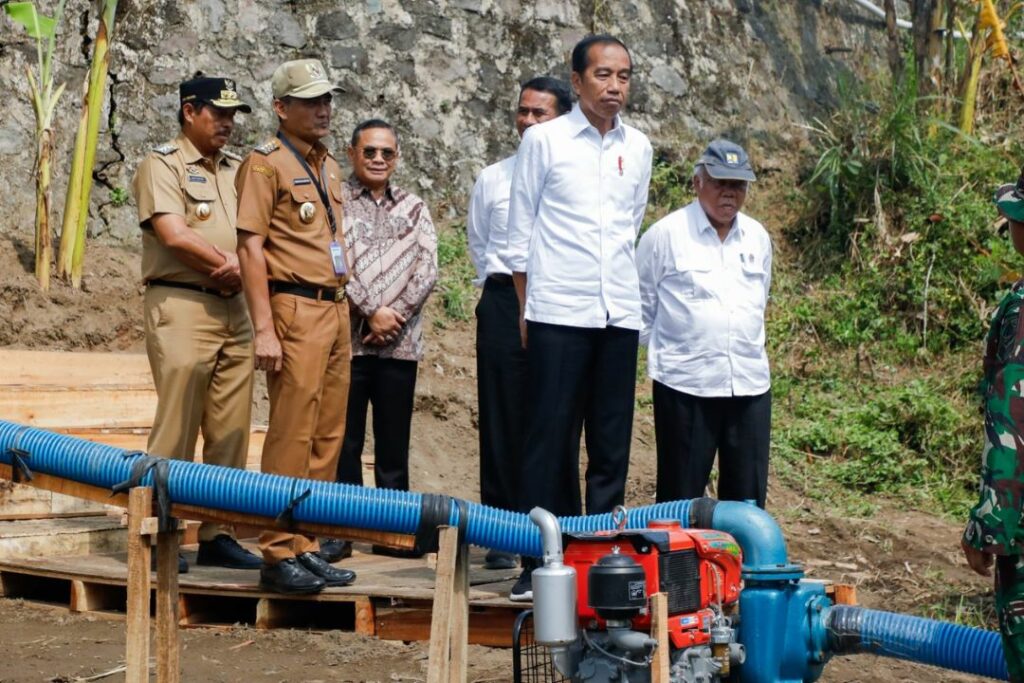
435, 221, 476, 323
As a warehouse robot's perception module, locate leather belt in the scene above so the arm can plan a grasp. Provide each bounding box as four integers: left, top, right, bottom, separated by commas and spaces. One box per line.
269, 280, 345, 302
487, 273, 514, 286
147, 279, 238, 299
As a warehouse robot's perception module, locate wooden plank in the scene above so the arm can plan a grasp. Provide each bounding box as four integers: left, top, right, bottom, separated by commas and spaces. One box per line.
0, 465, 417, 550
427, 527, 459, 683
449, 539, 469, 683
69, 580, 125, 613
156, 525, 181, 683
0, 386, 158, 428
375, 605, 519, 647
125, 488, 153, 683
354, 596, 376, 636
0, 350, 152, 387
0, 516, 126, 560
0, 484, 108, 520
650, 593, 670, 683
833, 583, 858, 605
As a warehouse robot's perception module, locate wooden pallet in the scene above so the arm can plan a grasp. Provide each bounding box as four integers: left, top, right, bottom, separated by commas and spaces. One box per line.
0, 544, 526, 645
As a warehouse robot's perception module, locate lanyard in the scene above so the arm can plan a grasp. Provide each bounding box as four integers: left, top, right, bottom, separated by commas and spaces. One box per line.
276, 131, 338, 238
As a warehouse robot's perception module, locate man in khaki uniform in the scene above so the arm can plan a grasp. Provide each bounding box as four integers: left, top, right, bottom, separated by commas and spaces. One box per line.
131, 75, 261, 572
236, 59, 357, 595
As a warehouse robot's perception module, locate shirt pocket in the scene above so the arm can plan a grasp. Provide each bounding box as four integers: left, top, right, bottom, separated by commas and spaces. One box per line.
289, 183, 322, 231
739, 257, 769, 308
182, 183, 217, 226
673, 256, 714, 300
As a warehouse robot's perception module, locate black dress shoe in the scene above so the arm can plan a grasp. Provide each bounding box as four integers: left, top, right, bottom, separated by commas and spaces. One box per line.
151, 551, 189, 574
297, 552, 356, 587
197, 535, 262, 570
317, 538, 352, 563
259, 558, 325, 595
371, 544, 425, 559
484, 549, 518, 570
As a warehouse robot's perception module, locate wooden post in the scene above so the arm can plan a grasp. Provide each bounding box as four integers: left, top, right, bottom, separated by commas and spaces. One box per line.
125, 487, 152, 683
426, 526, 469, 683
650, 593, 670, 683
155, 518, 182, 683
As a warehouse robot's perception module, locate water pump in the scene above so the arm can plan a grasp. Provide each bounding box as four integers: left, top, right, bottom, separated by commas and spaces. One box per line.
528, 508, 745, 682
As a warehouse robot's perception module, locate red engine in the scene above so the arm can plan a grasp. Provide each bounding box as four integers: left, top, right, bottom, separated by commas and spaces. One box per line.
562, 520, 742, 649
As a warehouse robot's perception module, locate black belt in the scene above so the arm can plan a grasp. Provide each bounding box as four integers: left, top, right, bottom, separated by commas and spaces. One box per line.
487, 273, 513, 286
269, 280, 345, 302
147, 279, 238, 299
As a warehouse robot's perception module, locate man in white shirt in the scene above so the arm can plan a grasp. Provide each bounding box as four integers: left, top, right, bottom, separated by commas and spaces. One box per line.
467, 76, 572, 571
503, 34, 653, 600
636, 139, 772, 510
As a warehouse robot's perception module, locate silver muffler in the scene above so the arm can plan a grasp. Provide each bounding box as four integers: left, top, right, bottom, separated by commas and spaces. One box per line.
529, 507, 579, 675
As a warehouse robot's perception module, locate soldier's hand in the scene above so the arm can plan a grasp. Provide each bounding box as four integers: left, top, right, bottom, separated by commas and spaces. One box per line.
254, 328, 283, 373
210, 245, 242, 289
368, 306, 406, 342
961, 538, 994, 577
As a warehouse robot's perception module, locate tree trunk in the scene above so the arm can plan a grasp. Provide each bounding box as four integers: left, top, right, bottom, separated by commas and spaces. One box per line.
35, 128, 53, 292
883, 0, 904, 84
911, 0, 944, 98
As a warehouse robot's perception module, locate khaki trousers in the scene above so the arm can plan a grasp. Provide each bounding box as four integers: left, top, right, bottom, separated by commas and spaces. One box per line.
259, 293, 351, 564
144, 286, 254, 542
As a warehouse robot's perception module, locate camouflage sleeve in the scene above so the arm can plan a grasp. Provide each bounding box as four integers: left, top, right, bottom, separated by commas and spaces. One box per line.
964, 294, 1024, 555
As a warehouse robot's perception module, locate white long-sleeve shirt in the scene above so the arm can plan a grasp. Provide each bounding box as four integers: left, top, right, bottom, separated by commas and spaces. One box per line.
637, 200, 772, 397
502, 104, 653, 330
467, 154, 516, 286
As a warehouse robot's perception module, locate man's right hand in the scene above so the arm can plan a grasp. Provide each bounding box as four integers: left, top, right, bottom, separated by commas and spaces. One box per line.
254, 328, 283, 372
962, 538, 994, 578
210, 245, 242, 290
368, 306, 406, 342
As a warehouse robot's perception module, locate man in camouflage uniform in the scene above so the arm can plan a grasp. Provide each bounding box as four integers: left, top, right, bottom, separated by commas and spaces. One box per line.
962, 179, 1024, 682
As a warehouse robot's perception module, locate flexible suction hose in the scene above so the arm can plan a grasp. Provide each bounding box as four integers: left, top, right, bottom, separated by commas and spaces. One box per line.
0, 421, 694, 557
828, 605, 1008, 681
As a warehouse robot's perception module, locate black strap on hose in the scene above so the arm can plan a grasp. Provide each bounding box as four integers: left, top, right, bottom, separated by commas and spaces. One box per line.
413, 493, 453, 554
274, 483, 312, 529
111, 452, 175, 533
826, 605, 864, 654
8, 448, 33, 483
454, 498, 469, 544
690, 497, 718, 529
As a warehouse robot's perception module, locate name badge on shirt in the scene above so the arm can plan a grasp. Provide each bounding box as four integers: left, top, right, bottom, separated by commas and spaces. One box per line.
329, 240, 347, 276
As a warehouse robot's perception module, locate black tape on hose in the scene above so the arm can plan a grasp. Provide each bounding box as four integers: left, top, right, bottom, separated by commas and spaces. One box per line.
274, 484, 312, 529
826, 605, 865, 654
454, 498, 469, 544
414, 493, 453, 554
111, 451, 176, 533
690, 497, 718, 529
8, 448, 32, 483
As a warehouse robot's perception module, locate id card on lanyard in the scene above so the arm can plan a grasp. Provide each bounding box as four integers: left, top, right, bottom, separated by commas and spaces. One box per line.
276, 132, 347, 276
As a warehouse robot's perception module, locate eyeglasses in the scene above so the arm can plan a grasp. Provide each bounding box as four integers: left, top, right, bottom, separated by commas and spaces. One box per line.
361, 146, 397, 162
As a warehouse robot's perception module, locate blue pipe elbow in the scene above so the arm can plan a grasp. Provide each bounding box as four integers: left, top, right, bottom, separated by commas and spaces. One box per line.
709, 501, 803, 581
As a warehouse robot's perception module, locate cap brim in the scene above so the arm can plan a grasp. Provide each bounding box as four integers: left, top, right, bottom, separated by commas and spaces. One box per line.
284, 81, 346, 98
209, 99, 253, 113
704, 164, 757, 182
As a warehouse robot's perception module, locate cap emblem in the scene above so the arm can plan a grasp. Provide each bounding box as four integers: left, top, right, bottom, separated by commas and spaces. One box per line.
306, 62, 324, 80
726, 152, 739, 165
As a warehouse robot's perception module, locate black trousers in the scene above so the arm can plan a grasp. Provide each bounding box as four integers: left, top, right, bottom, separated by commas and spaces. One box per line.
653, 381, 771, 508
336, 355, 418, 491
519, 321, 638, 517
476, 276, 528, 512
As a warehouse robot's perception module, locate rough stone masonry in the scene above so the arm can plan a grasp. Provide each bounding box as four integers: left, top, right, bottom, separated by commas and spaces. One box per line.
0, 0, 887, 243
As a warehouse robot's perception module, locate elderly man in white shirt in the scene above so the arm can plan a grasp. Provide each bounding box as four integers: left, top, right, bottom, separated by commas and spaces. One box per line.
636, 139, 772, 510
467, 76, 572, 571
503, 34, 653, 601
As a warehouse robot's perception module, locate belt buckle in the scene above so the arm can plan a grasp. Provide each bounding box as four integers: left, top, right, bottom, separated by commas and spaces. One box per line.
334, 288, 345, 302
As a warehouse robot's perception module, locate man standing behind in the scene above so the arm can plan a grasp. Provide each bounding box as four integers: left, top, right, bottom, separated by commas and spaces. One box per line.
467, 76, 572, 571
636, 140, 771, 509
236, 59, 356, 594
333, 120, 437, 558
131, 75, 260, 572
504, 35, 653, 600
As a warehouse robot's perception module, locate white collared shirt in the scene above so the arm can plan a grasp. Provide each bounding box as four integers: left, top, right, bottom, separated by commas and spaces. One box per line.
637, 200, 772, 397
502, 104, 653, 330
467, 154, 516, 286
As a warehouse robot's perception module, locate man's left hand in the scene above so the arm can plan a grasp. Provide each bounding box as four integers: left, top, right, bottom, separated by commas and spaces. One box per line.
962, 537, 994, 578
210, 245, 242, 289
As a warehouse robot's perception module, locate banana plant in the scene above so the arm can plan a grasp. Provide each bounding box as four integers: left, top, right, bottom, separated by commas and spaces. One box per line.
3, 1, 68, 291
957, 0, 1024, 134
57, 0, 118, 289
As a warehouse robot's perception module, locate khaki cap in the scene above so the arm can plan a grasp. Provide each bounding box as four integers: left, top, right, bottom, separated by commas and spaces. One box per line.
271, 59, 344, 99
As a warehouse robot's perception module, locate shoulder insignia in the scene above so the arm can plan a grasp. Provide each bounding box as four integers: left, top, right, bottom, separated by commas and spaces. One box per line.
254, 140, 280, 155
152, 143, 177, 156
222, 149, 242, 162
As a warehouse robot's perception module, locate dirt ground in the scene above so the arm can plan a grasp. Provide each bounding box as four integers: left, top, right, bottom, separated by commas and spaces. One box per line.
0, 235, 999, 682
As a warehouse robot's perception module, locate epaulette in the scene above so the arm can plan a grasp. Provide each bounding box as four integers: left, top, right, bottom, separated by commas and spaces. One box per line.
222, 149, 242, 162
254, 140, 280, 155
153, 143, 177, 155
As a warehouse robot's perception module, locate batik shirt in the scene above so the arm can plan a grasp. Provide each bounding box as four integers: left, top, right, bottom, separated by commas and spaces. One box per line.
965, 281, 1024, 555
